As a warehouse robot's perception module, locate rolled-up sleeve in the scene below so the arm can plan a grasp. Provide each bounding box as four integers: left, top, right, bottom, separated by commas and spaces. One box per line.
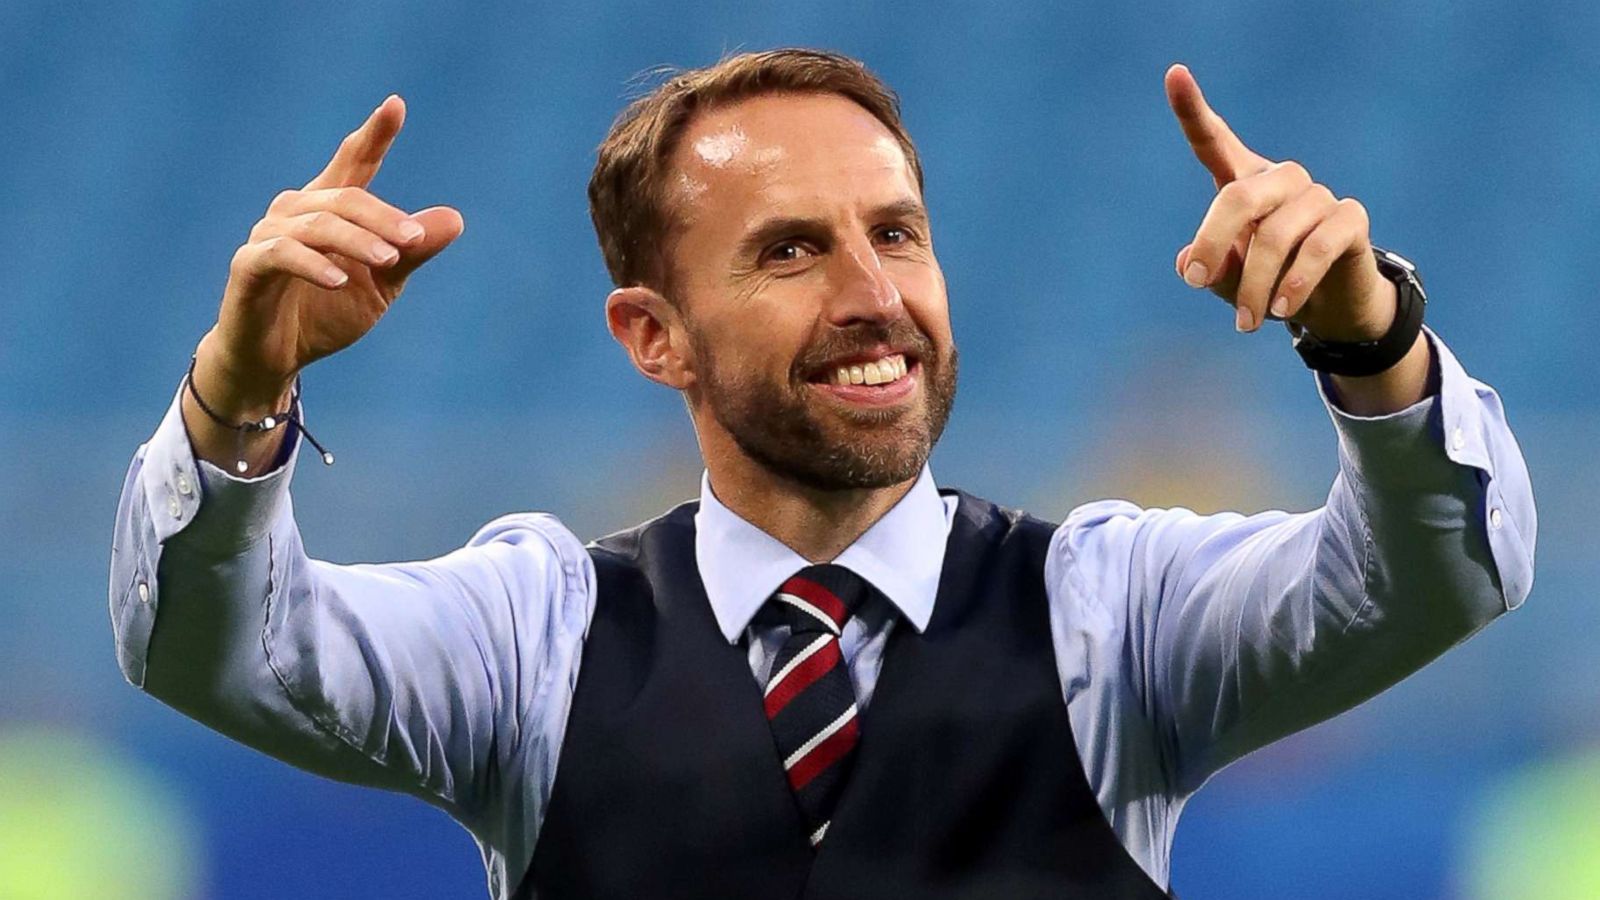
108, 383, 279, 688
108, 385, 595, 850
1323, 327, 1535, 611
1052, 326, 1535, 797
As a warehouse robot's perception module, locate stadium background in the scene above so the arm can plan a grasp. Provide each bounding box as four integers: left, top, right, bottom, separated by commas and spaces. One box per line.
2, 2, 1595, 897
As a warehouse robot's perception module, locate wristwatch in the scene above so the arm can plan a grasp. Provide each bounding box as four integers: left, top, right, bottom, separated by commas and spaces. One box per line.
1286, 246, 1426, 377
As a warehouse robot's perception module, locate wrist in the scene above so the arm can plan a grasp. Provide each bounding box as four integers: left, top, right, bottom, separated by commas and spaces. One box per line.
194, 330, 296, 420
1324, 329, 1435, 416
183, 347, 336, 476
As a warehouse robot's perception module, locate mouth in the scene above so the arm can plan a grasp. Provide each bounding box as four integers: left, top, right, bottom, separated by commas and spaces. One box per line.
805, 351, 919, 406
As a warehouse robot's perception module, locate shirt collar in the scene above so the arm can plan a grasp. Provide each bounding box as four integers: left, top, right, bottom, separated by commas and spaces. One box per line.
693, 465, 953, 644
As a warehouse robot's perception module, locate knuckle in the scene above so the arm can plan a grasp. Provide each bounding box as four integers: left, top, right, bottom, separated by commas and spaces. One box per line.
336, 186, 369, 209
302, 210, 332, 233
1310, 182, 1336, 204
1304, 235, 1336, 258
258, 236, 290, 261
1338, 196, 1369, 224
268, 189, 298, 212
1219, 180, 1255, 208
1278, 159, 1310, 182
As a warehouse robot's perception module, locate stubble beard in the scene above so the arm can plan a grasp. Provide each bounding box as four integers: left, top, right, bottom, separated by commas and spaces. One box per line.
694, 323, 958, 492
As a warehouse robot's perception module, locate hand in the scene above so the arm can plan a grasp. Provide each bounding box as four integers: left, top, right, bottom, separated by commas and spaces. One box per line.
1165, 64, 1395, 341
203, 95, 465, 412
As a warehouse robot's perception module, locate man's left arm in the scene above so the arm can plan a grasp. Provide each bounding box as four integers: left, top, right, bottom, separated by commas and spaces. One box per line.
1224, 324, 1526, 785
1073, 66, 1536, 794
1054, 322, 1533, 805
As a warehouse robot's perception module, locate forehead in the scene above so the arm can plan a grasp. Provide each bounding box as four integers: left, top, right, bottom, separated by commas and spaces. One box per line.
667, 92, 919, 226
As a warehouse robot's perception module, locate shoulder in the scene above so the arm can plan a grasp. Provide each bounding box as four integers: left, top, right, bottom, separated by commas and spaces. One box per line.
462, 511, 592, 575
1052, 498, 1224, 571
585, 500, 700, 569
942, 488, 1058, 548
468, 511, 586, 552
941, 489, 1166, 571
421, 512, 599, 629
1055, 499, 1150, 564
1047, 498, 1273, 607
1032, 500, 1155, 617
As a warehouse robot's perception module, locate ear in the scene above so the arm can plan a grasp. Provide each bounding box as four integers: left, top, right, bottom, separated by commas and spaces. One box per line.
605, 286, 696, 390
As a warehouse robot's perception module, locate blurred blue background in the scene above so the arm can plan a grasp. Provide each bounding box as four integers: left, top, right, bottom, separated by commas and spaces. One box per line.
3, 1, 1595, 897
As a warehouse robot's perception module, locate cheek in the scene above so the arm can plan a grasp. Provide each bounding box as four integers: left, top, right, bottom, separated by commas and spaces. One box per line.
695, 308, 810, 383
892, 268, 952, 340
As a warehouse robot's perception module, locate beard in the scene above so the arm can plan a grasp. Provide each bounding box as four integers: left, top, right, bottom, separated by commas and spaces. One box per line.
692, 318, 958, 492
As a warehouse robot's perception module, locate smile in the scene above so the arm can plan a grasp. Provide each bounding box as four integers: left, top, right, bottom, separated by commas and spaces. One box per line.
828, 353, 908, 387
808, 352, 919, 407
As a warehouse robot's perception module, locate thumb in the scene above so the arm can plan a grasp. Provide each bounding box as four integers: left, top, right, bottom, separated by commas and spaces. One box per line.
381, 206, 465, 286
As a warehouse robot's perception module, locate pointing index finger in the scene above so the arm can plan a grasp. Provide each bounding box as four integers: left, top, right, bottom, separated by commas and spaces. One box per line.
1164, 64, 1265, 188
304, 94, 406, 191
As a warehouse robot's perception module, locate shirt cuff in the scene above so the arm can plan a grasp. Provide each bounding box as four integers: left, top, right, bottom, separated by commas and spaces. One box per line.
1316, 325, 1488, 492
1316, 324, 1535, 612
138, 381, 301, 556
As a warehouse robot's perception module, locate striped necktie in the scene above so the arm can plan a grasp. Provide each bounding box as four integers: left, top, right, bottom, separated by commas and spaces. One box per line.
759, 564, 870, 849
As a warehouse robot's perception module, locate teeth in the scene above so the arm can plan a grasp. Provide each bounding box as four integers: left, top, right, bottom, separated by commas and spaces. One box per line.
829, 354, 909, 386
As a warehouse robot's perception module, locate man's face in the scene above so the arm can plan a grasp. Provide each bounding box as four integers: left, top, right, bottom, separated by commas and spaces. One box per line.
663, 92, 957, 491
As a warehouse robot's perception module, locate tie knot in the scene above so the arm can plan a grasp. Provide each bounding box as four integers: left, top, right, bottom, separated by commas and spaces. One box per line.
765, 564, 869, 635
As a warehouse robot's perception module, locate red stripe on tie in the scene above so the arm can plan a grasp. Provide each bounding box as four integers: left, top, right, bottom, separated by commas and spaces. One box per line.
764, 640, 842, 718
780, 576, 849, 629
786, 714, 860, 792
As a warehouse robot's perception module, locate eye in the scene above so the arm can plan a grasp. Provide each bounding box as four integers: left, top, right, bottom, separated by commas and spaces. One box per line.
764, 240, 816, 266
875, 225, 913, 246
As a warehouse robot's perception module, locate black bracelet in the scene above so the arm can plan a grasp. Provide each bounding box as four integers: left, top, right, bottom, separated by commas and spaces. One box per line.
185, 356, 334, 474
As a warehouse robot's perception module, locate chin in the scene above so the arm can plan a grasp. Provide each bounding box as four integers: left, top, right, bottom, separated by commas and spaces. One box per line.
766, 420, 934, 492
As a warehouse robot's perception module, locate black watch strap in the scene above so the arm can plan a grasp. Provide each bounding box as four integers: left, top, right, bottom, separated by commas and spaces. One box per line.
1286, 246, 1427, 377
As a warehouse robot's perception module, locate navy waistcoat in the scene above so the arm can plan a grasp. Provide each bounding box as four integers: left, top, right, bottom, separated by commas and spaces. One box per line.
520, 490, 1172, 899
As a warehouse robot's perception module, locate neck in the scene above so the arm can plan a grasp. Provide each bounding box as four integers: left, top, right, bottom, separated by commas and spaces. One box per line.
703, 448, 918, 564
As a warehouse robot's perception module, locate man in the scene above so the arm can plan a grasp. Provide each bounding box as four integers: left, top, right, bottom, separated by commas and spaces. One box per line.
109, 49, 1534, 899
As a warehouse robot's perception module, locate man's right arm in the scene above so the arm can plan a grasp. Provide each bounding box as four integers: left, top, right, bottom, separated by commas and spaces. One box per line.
110, 383, 595, 851
107, 93, 596, 856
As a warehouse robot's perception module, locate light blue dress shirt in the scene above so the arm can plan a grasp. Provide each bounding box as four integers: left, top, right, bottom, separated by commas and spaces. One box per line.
109, 326, 1535, 898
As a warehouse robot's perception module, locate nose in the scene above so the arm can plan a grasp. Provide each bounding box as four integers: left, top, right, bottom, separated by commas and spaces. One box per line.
824, 233, 902, 326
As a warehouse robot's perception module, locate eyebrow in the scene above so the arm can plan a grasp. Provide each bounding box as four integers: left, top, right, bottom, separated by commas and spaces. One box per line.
736, 197, 930, 259
870, 198, 931, 228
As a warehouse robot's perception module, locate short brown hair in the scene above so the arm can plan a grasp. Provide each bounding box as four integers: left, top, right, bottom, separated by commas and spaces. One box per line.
588, 48, 925, 291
